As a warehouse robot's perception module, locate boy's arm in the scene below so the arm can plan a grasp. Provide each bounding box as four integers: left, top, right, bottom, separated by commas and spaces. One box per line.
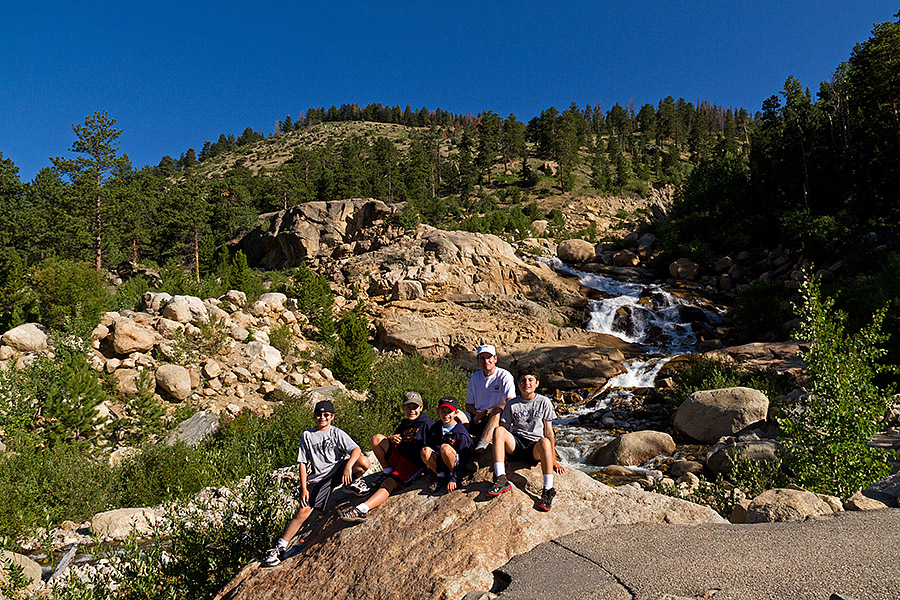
298, 463, 310, 507
342, 446, 362, 485
543, 421, 565, 474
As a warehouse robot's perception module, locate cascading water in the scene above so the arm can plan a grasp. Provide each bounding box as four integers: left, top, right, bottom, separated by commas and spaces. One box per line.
542, 258, 722, 470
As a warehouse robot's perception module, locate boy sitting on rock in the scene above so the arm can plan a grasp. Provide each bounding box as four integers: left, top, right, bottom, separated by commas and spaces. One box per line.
487, 365, 565, 511
339, 391, 434, 522
421, 396, 473, 494
263, 399, 371, 566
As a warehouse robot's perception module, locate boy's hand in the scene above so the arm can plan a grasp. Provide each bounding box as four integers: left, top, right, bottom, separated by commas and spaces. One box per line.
553, 460, 566, 475
446, 480, 457, 493
389, 433, 402, 445
300, 488, 310, 507
342, 463, 354, 485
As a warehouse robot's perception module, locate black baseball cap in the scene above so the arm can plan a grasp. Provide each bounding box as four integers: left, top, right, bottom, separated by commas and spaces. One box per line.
437, 396, 459, 411
314, 400, 335, 414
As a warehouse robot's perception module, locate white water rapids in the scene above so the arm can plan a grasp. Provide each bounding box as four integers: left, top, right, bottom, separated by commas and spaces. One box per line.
542, 258, 723, 470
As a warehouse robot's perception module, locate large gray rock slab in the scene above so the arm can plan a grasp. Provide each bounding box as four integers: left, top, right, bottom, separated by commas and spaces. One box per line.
496, 510, 900, 600
675, 387, 769, 443
165, 410, 220, 447
1, 323, 48, 353
214, 466, 723, 600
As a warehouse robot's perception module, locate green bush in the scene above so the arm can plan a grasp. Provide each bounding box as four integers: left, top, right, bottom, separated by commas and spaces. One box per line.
30, 258, 111, 335
659, 355, 792, 413
369, 353, 469, 421
110, 275, 150, 312
278, 264, 334, 341
778, 272, 897, 497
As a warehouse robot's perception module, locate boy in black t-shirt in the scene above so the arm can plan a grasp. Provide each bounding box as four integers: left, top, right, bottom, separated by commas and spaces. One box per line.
422, 396, 473, 494
338, 391, 434, 522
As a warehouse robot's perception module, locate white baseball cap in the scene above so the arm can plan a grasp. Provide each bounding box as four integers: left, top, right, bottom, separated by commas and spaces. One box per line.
476, 344, 496, 357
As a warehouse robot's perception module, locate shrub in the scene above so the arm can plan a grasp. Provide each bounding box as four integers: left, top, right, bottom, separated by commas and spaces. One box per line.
30, 258, 111, 335
110, 275, 150, 312
331, 308, 374, 390
658, 355, 791, 413
369, 353, 469, 421
727, 280, 794, 342
778, 272, 897, 497
279, 264, 335, 342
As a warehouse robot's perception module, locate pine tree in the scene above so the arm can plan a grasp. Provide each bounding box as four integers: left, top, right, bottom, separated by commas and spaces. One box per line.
332, 308, 374, 390
42, 350, 106, 446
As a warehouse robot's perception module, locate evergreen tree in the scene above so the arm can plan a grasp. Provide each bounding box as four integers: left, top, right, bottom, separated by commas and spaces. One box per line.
332, 307, 374, 390
51, 111, 130, 270
42, 349, 106, 446
475, 111, 501, 184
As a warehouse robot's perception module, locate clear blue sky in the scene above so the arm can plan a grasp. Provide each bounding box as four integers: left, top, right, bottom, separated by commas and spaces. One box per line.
2, 1, 897, 181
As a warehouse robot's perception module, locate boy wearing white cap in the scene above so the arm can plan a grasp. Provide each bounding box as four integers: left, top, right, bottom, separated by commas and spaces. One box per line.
465, 344, 516, 453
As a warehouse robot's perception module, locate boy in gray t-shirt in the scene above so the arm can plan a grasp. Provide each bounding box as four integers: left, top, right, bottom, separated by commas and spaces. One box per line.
487, 365, 565, 511
262, 400, 371, 566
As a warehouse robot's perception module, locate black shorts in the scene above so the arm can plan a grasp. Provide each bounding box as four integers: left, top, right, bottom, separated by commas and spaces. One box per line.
299, 459, 348, 511
509, 433, 540, 465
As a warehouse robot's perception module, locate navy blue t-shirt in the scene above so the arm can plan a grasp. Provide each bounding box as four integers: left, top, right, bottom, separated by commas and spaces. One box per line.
394, 413, 435, 465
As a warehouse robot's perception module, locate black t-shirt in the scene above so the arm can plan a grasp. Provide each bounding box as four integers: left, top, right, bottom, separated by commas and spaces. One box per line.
393, 413, 435, 465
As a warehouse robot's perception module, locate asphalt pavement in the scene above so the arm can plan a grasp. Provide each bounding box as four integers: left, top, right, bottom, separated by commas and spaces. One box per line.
495, 509, 900, 600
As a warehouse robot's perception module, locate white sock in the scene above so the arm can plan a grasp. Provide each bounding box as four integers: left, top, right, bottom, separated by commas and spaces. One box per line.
543, 474, 554, 489
356, 503, 370, 514
276, 538, 289, 550
494, 463, 506, 478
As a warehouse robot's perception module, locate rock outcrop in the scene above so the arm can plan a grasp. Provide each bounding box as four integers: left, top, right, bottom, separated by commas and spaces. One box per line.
588, 430, 676, 467
674, 387, 770, 443
216, 466, 724, 600
745, 488, 833, 523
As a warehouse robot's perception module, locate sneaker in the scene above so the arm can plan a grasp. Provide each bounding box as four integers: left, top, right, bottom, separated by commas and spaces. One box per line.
474, 439, 490, 451
487, 475, 512, 496
346, 477, 371, 497
338, 506, 368, 522
537, 487, 556, 512
262, 546, 284, 567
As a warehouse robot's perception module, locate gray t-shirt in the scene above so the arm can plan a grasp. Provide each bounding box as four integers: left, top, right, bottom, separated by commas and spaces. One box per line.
296, 426, 359, 483
501, 394, 557, 443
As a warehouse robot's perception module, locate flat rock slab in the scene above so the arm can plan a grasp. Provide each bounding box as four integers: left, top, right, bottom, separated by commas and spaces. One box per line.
497, 509, 900, 600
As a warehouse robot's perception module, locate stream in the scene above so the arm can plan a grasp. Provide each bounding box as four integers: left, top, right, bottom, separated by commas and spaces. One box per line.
542, 258, 724, 471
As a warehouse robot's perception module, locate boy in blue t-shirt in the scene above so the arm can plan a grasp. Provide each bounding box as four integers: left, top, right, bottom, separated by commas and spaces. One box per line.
262, 399, 371, 566
421, 396, 473, 494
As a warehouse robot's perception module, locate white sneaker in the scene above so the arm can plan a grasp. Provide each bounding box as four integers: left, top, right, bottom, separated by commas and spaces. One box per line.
346, 477, 371, 497
262, 547, 284, 567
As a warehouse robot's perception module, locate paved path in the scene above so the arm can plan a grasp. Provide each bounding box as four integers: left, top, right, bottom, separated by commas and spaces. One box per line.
496, 509, 900, 600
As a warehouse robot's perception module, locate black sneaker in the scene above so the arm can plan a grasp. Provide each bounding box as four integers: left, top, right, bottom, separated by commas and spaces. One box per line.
487, 475, 512, 496
426, 475, 443, 494
537, 487, 556, 512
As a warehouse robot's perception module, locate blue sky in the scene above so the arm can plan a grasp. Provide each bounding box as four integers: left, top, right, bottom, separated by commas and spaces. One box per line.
2, 1, 897, 181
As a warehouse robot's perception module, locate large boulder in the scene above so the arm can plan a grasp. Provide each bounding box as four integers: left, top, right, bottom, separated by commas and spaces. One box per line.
91, 507, 161, 540
165, 410, 220, 447
588, 431, 676, 466
0, 550, 41, 592
161, 295, 208, 324
245, 342, 282, 370
611, 249, 640, 267
668, 258, 699, 281
1, 323, 48, 353
746, 488, 832, 523
156, 364, 192, 400
674, 387, 769, 443
110, 319, 157, 355
706, 437, 780, 475
214, 466, 723, 600
557, 239, 596, 263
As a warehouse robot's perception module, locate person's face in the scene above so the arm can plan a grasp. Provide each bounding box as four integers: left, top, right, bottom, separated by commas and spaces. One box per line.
437, 406, 456, 425
518, 374, 539, 396
477, 352, 497, 375
402, 403, 422, 420
314, 411, 334, 429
